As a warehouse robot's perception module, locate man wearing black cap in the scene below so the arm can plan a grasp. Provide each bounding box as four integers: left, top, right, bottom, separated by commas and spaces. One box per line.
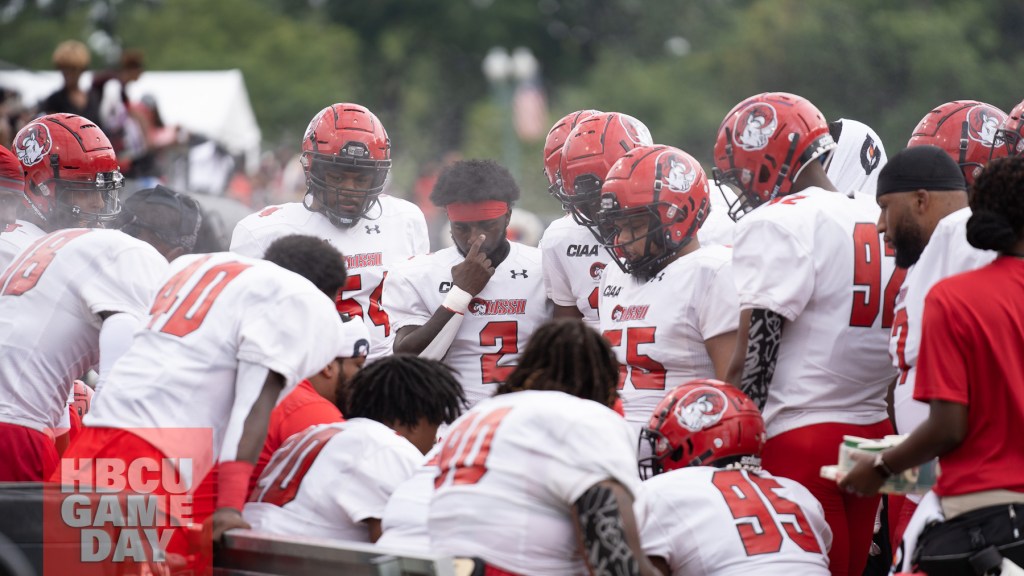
121, 185, 203, 260
874, 144, 998, 549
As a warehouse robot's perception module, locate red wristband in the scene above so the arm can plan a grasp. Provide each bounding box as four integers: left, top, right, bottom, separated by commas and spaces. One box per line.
216, 461, 255, 512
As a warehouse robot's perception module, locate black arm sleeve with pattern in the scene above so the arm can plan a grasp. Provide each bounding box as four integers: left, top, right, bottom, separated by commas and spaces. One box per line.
740, 308, 784, 411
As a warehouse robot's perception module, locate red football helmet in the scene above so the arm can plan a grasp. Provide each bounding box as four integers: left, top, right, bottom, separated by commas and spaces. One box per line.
301, 103, 391, 228
12, 114, 123, 229
995, 99, 1024, 159
639, 379, 766, 479
713, 92, 835, 222
543, 109, 601, 194
598, 145, 710, 279
907, 100, 1008, 186
0, 146, 24, 231
557, 112, 653, 229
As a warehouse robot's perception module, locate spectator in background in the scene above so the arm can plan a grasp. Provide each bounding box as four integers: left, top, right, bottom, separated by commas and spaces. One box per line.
91, 49, 147, 175
41, 40, 99, 121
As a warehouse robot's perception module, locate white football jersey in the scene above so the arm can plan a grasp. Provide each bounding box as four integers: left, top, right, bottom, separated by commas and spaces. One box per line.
377, 446, 440, 553
245, 418, 422, 543
0, 220, 45, 271
230, 196, 429, 360
385, 243, 551, 407
732, 188, 900, 438
429, 390, 639, 576
889, 207, 996, 434
637, 467, 832, 576
0, 229, 166, 434
599, 245, 738, 431
538, 215, 607, 328
86, 252, 346, 485
699, 183, 738, 247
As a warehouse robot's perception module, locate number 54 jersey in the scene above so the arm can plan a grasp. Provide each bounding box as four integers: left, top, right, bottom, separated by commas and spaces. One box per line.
636, 467, 832, 576
384, 243, 550, 408
732, 189, 902, 438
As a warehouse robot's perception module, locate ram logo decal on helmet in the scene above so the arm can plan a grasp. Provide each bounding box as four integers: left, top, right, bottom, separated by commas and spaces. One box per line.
661, 152, 697, 193
968, 105, 1005, 147
15, 123, 52, 167
733, 103, 778, 152
675, 386, 728, 432
618, 114, 653, 147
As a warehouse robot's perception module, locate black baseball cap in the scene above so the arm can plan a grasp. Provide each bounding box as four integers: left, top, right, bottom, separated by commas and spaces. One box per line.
122, 185, 202, 252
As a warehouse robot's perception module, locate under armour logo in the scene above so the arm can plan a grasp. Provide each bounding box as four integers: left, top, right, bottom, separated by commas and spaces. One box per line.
510, 270, 528, 279
655, 272, 665, 282
365, 225, 380, 234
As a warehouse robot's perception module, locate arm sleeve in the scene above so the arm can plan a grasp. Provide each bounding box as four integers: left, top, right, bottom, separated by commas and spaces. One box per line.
699, 259, 741, 339
732, 219, 814, 321
913, 287, 969, 405
98, 312, 140, 375
383, 265, 433, 331
332, 441, 420, 523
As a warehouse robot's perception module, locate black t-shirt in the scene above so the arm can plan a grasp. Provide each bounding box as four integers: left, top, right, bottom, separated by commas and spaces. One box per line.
40, 88, 100, 121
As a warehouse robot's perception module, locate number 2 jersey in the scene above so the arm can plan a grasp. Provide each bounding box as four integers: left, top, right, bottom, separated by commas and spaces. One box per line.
244, 418, 422, 543
732, 189, 900, 438
384, 243, 551, 407
636, 467, 832, 576
0, 229, 167, 433
429, 390, 639, 576
599, 244, 739, 432
85, 252, 347, 484
229, 196, 429, 360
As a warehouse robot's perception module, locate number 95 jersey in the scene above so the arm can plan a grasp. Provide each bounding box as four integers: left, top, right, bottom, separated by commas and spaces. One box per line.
732, 189, 901, 438
636, 467, 832, 576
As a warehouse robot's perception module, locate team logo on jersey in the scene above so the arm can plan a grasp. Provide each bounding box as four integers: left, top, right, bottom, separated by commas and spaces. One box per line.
14, 122, 52, 167
566, 244, 600, 257
675, 386, 728, 432
658, 150, 697, 193
967, 105, 1007, 147
590, 262, 606, 281
344, 252, 383, 269
733, 103, 778, 151
619, 114, 653, 147
860, 134, 881, 174
610, 304, 649, 322
468, 298, 527, 316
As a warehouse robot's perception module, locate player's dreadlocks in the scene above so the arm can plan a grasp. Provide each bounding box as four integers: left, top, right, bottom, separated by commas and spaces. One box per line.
967, 157, 1024, 253
342, 354, 466, 427
263, 234, 347, 299
497, 318, 619, 408
429, 158, 520, 207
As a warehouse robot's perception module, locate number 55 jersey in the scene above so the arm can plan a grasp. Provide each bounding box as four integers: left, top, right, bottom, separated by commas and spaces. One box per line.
732, 189, 901, 438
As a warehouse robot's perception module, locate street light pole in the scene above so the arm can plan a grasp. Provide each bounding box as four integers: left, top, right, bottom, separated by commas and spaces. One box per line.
482, 46, 539, 183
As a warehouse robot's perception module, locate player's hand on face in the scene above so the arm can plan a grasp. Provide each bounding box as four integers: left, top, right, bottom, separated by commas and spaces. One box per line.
452, 234, 496, 295
211, 507, 250, 543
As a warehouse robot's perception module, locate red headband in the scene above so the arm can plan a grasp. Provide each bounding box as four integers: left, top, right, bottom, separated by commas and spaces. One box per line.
446, 200, 509, 222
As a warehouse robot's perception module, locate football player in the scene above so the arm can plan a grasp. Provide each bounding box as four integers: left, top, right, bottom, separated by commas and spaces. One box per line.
62, 235, 350, 570
996, 98, 1024, 159
824, 118, 887, 197
429, 318, 659, 576
536, 109, 608, 326
596, 145, 738, 443
0, 147, 24, 234
0, 186, 200, 482
715, 92, 899, 576
1, 113, 124, 270
245, 355, 464, 543
231, 103, 429, 360
247, 317, 371, 497
387, 159, 551, 408
908, 100, 1009, 186
636, 379, 832, 576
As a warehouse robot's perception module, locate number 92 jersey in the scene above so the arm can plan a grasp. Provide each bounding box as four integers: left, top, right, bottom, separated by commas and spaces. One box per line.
636, 467, 831, 576
731, 188, 901, 438
384, 243, 551, 408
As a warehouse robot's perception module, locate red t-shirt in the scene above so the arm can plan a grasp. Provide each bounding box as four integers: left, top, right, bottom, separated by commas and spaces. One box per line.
914, 256, 1024, 497
247, 380, 343, 496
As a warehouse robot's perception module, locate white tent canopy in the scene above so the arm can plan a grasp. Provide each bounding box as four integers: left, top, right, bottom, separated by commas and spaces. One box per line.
0, 68, 261, 165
